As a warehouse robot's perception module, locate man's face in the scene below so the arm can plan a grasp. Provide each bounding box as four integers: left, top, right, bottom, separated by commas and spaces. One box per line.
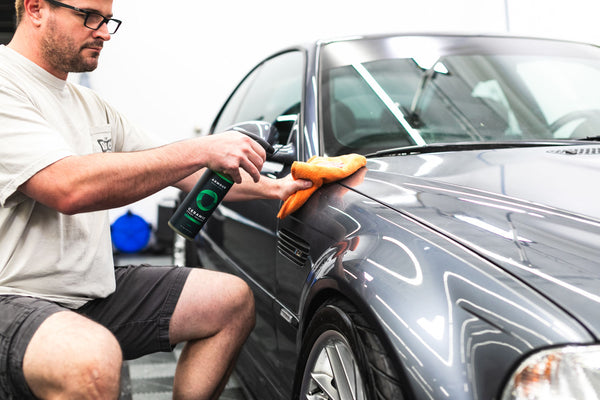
40, 0, 114, 76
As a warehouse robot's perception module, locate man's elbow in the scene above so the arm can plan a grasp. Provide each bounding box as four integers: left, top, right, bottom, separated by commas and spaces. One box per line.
45, 193, 86, 215
21, 185, 88, 215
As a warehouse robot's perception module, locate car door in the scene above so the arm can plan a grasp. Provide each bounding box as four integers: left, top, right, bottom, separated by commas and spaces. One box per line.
207, 50, 305, 392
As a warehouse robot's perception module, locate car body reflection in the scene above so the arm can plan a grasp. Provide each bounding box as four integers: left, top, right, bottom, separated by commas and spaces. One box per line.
187, 34, 600, 399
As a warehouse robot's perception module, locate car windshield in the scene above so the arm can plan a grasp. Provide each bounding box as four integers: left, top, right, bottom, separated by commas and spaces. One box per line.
319, 36, 600, 156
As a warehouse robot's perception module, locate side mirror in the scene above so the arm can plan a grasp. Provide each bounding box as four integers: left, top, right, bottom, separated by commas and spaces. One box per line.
228, 121, 275, 153
270, 143, 297, 165
270, 115, 299, 165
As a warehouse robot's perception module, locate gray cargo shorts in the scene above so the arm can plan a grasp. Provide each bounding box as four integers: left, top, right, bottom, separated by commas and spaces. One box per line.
0, 264, 190, 399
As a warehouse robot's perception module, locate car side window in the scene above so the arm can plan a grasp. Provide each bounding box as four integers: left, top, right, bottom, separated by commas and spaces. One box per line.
213, 51, 304, 145
212, 69, 257, 134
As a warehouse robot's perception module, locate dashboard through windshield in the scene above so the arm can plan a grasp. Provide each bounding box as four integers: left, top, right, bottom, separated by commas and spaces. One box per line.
319, 35, 600, 156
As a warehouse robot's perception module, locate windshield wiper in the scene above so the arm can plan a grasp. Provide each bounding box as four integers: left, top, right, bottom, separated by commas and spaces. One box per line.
366, 141, 574, 158
352, 63, 427, 146
577, 135, 600, 141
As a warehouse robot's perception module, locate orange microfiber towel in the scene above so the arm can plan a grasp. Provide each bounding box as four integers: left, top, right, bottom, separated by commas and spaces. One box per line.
277, 154, 367, 219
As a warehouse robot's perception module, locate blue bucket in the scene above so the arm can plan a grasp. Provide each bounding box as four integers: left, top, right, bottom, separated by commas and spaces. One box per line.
110, 211, 151, 253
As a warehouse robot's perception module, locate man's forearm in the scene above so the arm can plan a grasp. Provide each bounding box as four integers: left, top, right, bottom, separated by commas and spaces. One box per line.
20, 142, 202, 214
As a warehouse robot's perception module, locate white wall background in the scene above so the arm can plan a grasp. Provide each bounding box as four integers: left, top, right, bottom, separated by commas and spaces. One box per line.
82, 0, 600, 230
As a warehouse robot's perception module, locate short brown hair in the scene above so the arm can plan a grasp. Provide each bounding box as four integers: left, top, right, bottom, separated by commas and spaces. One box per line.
15, 0, 25, 26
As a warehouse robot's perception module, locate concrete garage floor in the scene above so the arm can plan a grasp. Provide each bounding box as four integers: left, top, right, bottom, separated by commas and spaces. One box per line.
115, 254, 248, 400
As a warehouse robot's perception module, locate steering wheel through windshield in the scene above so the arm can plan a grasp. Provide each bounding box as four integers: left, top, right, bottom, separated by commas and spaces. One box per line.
549, 109, 600, 138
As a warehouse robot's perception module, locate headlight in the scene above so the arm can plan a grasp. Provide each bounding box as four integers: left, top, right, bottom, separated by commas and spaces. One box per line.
501, 345, 600, 400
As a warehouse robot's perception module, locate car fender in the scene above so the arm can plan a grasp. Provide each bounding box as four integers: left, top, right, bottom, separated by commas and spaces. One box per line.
294, 183, 593, 400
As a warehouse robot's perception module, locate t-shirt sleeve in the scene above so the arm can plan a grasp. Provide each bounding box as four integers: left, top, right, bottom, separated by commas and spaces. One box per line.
0, 84, 75, 207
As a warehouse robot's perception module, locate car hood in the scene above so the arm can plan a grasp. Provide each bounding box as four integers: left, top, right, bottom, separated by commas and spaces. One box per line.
354, 144, 600, 338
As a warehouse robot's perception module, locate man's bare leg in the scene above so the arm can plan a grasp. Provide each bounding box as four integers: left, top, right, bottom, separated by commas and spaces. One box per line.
169, 268, 255, 400
23, 311, 123, 399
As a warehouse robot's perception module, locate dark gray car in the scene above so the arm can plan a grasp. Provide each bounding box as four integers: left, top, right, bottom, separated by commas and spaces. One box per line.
183, 34, 600, 399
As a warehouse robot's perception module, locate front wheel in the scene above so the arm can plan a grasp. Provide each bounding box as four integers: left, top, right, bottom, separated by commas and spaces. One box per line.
296, 299, 405, 400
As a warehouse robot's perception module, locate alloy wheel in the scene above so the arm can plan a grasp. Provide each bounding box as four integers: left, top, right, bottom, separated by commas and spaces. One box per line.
301, 330, 366, 400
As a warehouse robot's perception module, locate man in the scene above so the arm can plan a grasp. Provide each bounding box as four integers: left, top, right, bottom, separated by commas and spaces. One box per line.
0, 0, 311, 399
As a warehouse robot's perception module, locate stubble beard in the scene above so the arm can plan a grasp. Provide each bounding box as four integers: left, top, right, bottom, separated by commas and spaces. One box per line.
41, 21, 103, 74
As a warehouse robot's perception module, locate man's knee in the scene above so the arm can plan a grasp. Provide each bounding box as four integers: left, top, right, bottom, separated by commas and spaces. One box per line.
209, 274, 256, 333
23, 311, 123, 399
231, 277, 255, 328
170, 269, 257, 343
62, 326, 123, 399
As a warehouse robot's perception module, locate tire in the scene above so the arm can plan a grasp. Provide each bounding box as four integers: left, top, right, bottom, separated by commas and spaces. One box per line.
295, 299, 405, 400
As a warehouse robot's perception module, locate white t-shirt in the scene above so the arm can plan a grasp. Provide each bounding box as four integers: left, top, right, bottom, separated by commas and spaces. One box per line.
0, 45, 160, 308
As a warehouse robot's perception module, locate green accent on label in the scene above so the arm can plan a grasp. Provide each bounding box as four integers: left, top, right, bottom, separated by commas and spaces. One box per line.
184, 213, 201, 225
196, 189, 219, 211
214, 171, 234, 184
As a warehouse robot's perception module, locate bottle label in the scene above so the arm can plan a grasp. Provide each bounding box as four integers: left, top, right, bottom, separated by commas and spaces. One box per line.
197, 189, 219, 211
168, 171, 233, 240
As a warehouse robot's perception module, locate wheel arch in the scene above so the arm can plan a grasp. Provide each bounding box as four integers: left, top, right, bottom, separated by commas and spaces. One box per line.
295, 263, 415, 399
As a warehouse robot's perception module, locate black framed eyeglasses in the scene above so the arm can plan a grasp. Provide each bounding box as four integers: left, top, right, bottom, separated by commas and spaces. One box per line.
45, 0, 122, 34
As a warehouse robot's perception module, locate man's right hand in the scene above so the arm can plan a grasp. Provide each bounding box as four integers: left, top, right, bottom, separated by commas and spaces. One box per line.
195, 131, 267, 184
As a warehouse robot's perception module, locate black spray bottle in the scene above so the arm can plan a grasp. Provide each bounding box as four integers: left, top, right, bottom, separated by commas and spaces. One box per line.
168, 128, 274, 241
